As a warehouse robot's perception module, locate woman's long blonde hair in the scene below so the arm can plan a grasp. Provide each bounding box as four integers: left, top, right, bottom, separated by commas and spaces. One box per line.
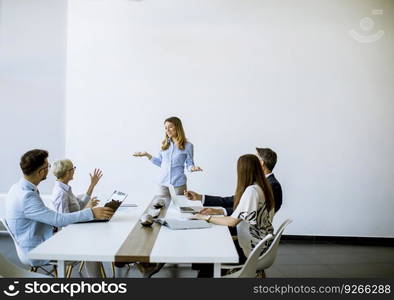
233, 154, 274, 212
161, 117, 187, 150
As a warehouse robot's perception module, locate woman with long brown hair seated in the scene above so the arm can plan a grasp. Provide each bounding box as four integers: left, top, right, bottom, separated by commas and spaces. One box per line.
194, 154, 275, 268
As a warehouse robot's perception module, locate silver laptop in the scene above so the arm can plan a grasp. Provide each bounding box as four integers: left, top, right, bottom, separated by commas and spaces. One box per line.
168, 185, 202, 213
78, 190, 128, 223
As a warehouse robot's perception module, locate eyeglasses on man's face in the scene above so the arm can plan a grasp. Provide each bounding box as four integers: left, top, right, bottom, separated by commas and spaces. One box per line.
40, 163, 51, 172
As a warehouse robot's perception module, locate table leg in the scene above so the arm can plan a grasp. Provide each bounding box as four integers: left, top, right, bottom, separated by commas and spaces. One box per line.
57, 260, 65, 278
213, 263, 221, 278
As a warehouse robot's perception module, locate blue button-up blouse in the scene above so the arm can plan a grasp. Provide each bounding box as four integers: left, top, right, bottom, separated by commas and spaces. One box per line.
151, 140, 195, 187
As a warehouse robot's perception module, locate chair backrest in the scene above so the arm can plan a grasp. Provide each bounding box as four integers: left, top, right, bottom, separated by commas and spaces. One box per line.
0, 253, 49, 278
0, 218, 32, 266
256, 218, 293, 271
235, 234, 274, 277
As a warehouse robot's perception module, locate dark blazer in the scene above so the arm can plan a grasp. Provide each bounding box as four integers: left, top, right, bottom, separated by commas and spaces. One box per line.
204, 174, 283, 215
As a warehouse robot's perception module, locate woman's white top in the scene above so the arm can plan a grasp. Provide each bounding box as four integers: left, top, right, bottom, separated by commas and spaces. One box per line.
52, 181, 90, 213
231, 184, 274, 257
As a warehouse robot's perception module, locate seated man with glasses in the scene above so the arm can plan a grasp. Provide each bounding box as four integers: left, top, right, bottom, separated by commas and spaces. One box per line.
5, 149, 114, 267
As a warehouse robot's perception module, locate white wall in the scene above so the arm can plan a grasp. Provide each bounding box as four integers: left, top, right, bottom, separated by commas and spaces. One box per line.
65, 0, 394, 237
2, 0, 392, 237
0, 0, 67, 193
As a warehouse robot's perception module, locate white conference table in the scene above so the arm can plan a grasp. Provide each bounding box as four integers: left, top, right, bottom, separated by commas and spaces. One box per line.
28, 199, 239, 278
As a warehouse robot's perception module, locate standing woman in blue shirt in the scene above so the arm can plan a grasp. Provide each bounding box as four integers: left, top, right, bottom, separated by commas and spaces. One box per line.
134, 116, 202, 197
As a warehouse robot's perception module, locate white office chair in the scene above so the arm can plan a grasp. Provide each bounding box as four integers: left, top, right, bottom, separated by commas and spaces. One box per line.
221, 234, 274, 278
221, 218, 293, 278
0, 253, 50, 278
256, 218, 292, 273
0, 218, 57, 277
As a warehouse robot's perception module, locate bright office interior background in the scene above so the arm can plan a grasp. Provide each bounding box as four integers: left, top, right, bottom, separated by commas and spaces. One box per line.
0, 0, 393, 238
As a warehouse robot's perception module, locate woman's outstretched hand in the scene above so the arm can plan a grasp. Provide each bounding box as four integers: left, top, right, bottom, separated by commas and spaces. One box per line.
191, 166, 203, 172
190, 213, 209, 221
133, 152, 152, 160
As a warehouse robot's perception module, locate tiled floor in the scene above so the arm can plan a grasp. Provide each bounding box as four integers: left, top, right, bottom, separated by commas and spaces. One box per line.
269, 240, 394, 278
1, 233, 393, 278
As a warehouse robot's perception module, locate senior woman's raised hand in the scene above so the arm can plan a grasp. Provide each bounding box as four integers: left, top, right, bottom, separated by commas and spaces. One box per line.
90, 168, 103, 186
86, 168, 103, 196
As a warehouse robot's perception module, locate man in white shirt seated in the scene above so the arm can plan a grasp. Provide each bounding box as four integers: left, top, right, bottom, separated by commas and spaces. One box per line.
5, 149, 114, 266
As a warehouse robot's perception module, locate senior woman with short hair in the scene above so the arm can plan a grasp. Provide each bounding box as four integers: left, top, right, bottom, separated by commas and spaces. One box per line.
52, 159, 101, 212
51, 159, 103, 277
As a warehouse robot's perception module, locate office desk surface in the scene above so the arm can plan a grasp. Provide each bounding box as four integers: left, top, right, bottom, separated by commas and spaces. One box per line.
28, 205, 143, 262
28, 198, 238, 268
150, 204, 238, 264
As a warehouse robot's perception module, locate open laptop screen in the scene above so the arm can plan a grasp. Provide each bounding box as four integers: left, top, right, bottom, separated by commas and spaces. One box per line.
78, 190, 128, 223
